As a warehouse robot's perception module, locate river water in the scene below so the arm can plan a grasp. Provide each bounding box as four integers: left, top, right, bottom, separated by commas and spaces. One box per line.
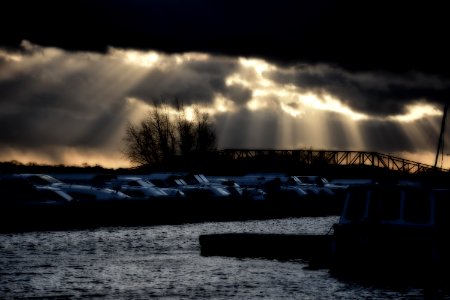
0, 217, 440, 299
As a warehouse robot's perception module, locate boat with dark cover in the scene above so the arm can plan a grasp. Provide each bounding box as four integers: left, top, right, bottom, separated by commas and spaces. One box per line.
199, 184, 450, 284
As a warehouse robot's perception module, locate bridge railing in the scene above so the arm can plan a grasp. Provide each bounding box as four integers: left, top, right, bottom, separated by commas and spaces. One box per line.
219, 149, 447, 174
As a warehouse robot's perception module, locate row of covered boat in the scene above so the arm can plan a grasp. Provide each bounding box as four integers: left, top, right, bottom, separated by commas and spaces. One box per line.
1, 172, 349, 205
0, 172, 349, 231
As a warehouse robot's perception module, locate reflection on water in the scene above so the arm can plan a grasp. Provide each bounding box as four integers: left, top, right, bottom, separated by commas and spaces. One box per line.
0, 217, 432, 299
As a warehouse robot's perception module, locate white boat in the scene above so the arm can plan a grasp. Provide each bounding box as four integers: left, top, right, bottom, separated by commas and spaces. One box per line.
0, 176, 73, 206
14, 174, 130, 202
105, 176, 170, 199
180, 184, 231, 200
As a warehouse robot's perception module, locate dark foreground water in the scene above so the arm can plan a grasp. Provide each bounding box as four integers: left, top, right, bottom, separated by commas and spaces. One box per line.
0, 217, 444, 299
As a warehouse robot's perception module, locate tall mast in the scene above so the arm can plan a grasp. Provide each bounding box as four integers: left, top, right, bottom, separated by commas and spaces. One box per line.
434, 103, 449, 168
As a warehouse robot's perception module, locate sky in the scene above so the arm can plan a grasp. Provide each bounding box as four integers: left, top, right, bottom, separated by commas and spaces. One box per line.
1, 0, 450, 168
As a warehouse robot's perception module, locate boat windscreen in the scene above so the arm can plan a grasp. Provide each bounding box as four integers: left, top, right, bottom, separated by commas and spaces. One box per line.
370, 188, 402, 221
344, 189, 368, 221
434, 190, 450, 228
403, 189, 431, 224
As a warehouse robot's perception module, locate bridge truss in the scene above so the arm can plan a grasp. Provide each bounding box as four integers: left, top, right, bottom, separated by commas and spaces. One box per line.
220, 149, 447, 174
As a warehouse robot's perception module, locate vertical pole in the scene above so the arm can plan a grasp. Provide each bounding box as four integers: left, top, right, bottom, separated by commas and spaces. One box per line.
435, 103, 448, 168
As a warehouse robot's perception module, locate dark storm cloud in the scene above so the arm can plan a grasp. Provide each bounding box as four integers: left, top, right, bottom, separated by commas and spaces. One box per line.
128, 57, 245, 105
0, 51, 125, 150
0, 36, 448, 166
221, 83, 252, 105
2, 0, 449, 77
0, 45, 251, 157
270, 65, 450, 117
3, 0, 449, 127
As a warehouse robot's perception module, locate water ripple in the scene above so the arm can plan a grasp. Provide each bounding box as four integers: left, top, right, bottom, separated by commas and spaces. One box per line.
0, 217, 431, 299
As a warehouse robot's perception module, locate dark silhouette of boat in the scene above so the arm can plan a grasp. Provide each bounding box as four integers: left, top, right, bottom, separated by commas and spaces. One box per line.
199, 183, 450, 284
332, 184, 450, 281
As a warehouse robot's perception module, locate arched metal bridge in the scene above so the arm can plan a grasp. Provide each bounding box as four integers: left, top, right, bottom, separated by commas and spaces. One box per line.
219, 149, 447, 174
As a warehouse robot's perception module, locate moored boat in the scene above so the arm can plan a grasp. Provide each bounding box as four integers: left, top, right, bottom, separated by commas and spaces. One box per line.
331, 184, 450, 281
199, 183, 450, 284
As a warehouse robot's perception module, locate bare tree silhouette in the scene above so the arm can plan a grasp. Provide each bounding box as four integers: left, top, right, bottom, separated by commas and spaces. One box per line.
123, 101, 217, 166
